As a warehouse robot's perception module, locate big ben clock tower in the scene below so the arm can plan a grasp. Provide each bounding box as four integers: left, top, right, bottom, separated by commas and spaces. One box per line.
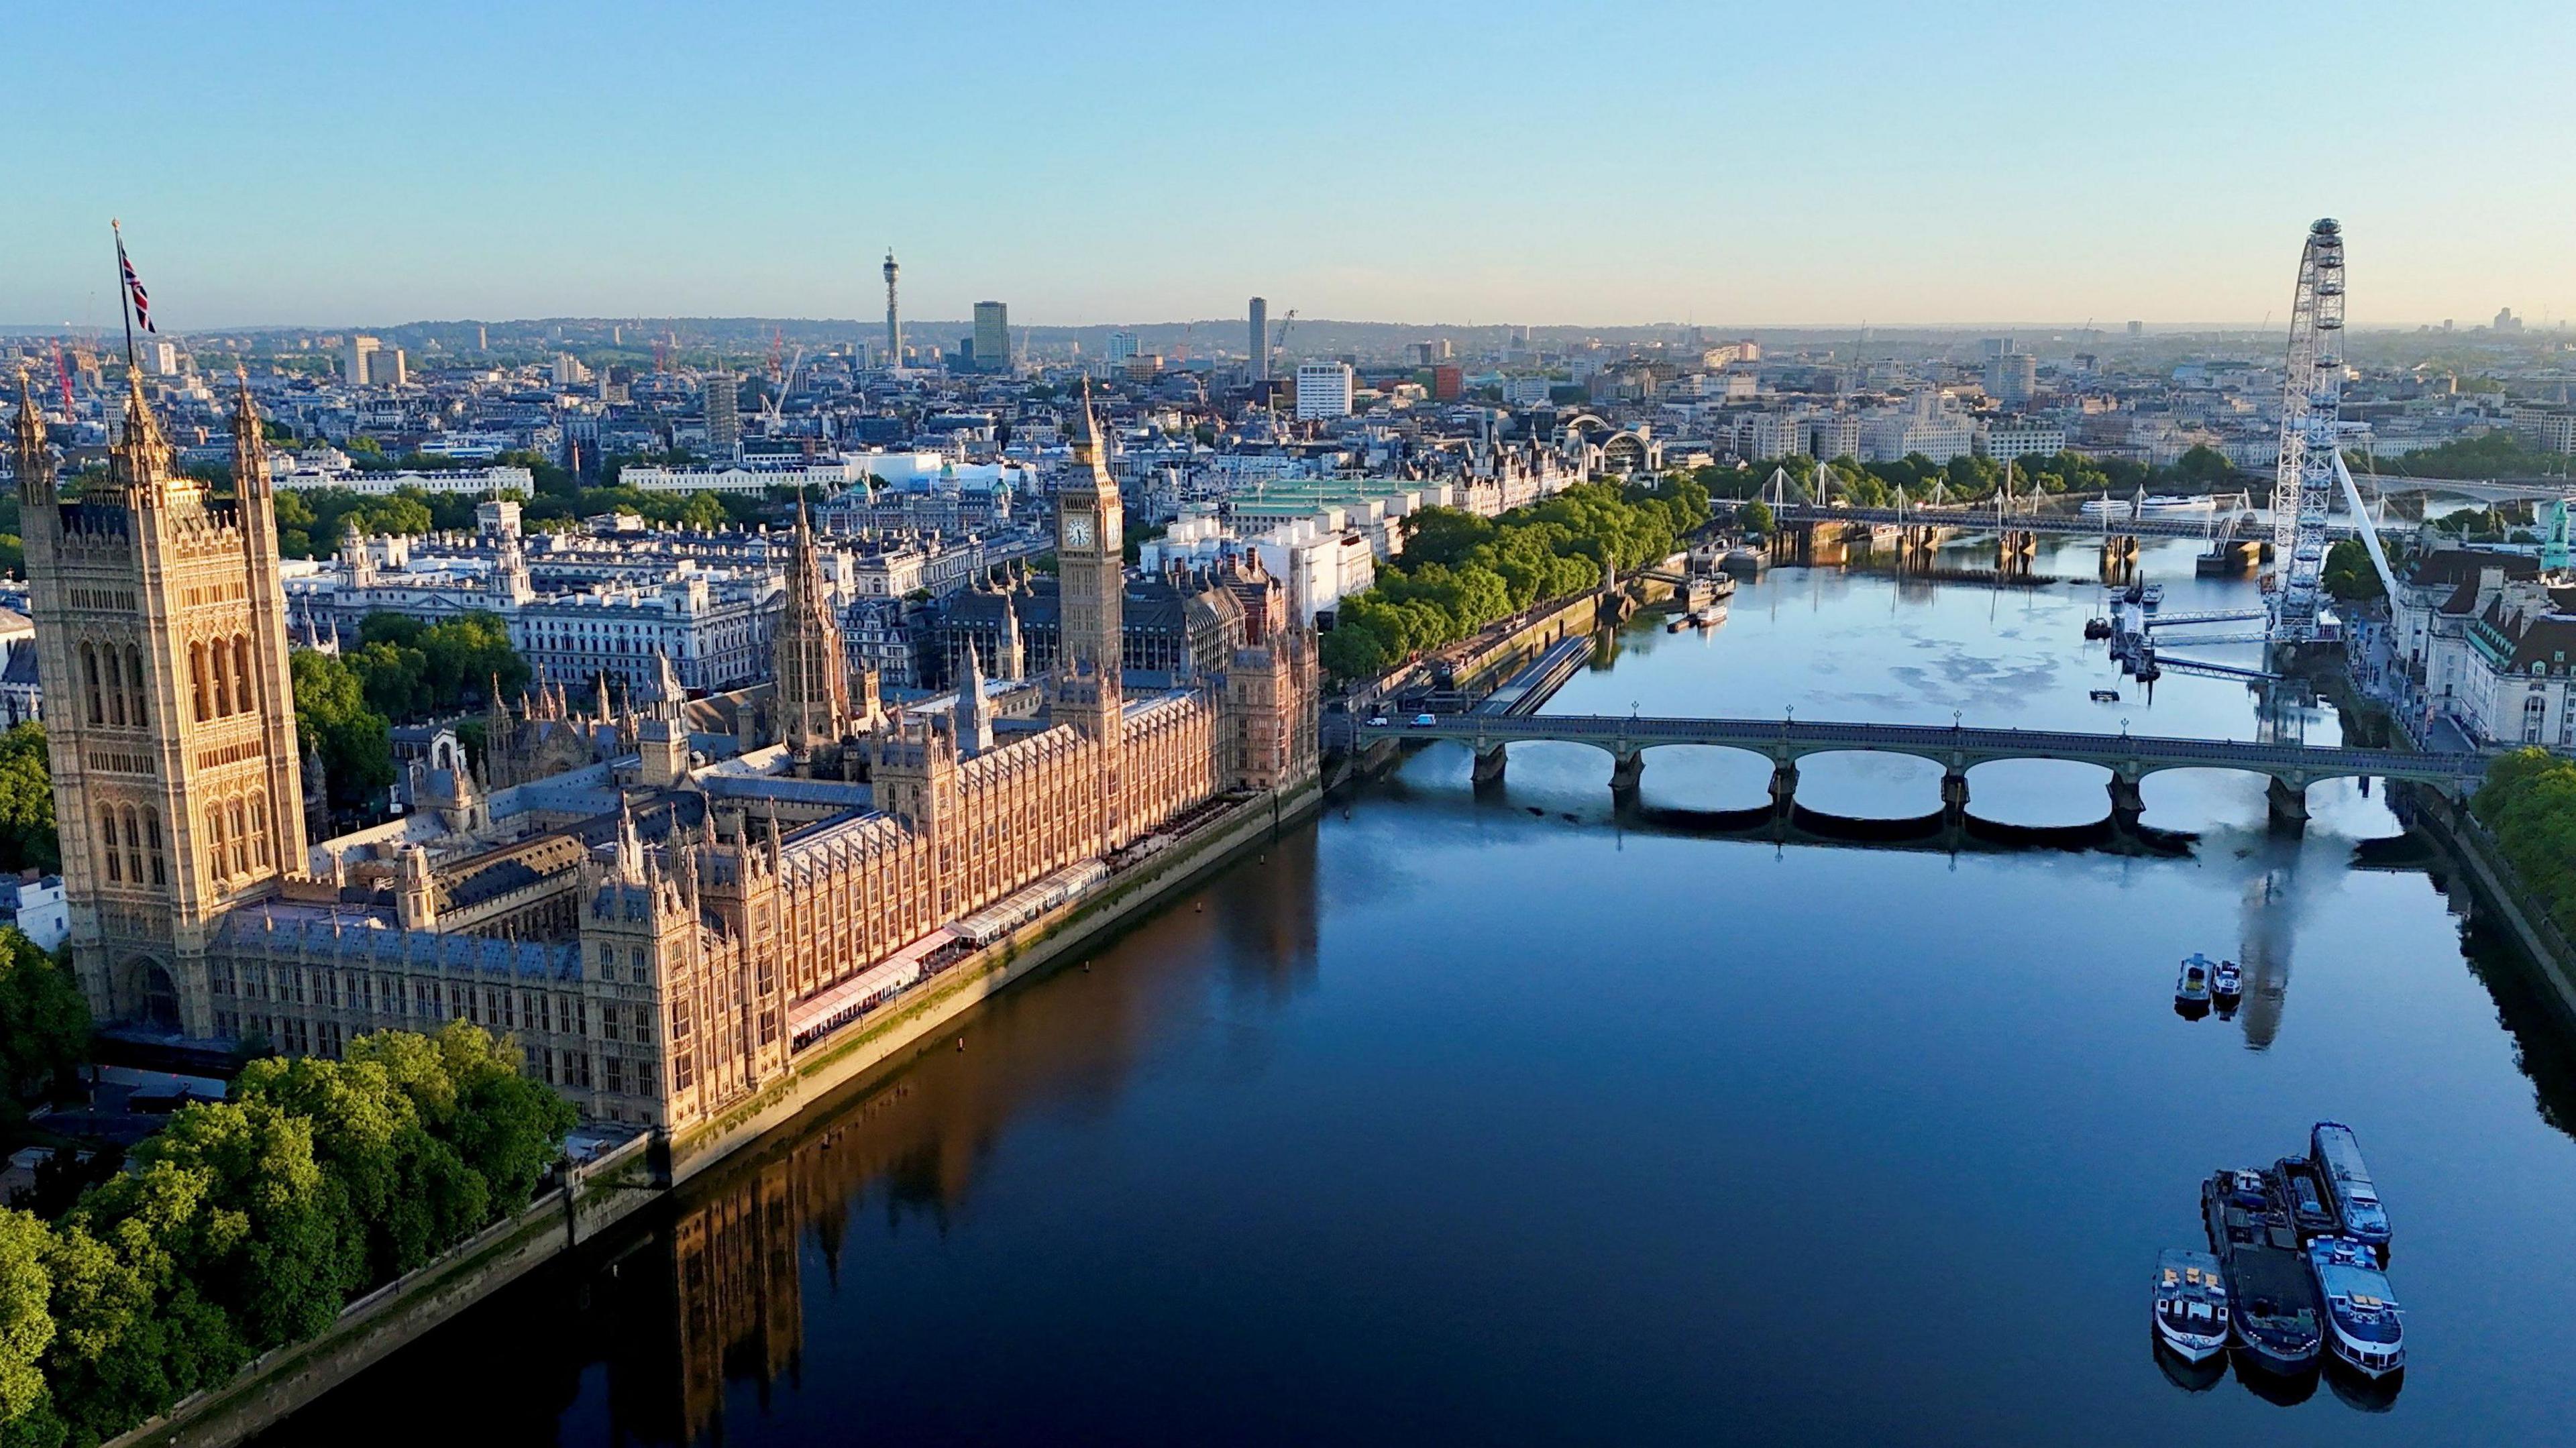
1053, 386, 1128, 844
1057, 386, 1124, 678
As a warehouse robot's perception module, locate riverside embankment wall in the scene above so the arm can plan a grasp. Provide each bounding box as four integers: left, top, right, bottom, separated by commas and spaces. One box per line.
106, 1130, 661, 1448
2318, 658, 2576, 1023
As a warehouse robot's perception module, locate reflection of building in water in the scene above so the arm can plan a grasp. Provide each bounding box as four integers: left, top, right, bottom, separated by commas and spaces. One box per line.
639, 827, 1326, 1438
2237, 865, 2294, 1050
668, 1155, 804, 1445
1214, 826, 1323, 1000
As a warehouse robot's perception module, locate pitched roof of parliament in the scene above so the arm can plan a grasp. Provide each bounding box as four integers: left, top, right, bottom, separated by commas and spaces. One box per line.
9, 369, 1318, 1127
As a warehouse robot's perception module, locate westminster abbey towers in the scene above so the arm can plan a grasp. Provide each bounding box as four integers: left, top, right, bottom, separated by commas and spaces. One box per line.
14, 372, 307, 1029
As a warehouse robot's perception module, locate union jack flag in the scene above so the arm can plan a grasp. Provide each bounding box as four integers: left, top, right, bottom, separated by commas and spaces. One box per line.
118, 235, 154, 334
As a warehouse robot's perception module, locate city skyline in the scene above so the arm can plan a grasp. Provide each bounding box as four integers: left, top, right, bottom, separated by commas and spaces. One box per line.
11, 2, 2572, 332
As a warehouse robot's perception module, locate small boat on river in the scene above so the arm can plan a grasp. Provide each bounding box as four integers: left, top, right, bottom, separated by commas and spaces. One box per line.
2308, 1237, 2405, 1378
2151, 1249, 2231, 1363
2273, 1157, 2339, 1240
2211, 959, 2243, 1006
2310, 1121, 2393, 1256
2203, 1168, 2324, 1377
2176, 954, 2214, 1013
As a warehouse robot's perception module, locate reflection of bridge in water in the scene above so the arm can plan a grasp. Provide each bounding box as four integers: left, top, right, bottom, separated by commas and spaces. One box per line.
1335, 713, 2490, 833
1770, 501, 2371, 543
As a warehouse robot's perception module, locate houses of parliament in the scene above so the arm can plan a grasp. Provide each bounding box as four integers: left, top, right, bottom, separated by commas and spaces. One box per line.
11, 370, 1318, 1131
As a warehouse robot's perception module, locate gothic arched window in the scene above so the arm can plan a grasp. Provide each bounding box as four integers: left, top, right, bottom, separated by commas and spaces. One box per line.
124, 646, 148, 728
248, 797, 270, 869
99, 808, 122, 883
207, 805, 230, 883
227, 801, 249, 877
80, 645, 103, 725
121, 806, 144, 886
104, 648, 126, 728
231, 635, 254, 717
209, 641, 233, 718
145, 807, 166, 887
190, 643, 210, 722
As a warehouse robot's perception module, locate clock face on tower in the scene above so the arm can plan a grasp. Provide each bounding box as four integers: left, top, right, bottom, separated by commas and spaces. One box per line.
1063, 514, 1094, 551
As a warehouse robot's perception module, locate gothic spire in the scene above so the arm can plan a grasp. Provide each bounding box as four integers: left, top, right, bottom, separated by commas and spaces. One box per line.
111, 369, 176, 506
11, 370, 52, 506
956, 643, 993, 755
616, 797, 644, 883
231, 371, 272, 501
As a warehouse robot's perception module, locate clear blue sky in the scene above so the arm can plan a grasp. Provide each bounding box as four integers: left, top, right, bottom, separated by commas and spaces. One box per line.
11, 1, 2570, 331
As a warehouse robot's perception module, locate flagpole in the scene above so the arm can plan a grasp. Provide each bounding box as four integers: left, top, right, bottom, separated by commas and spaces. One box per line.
111, 219, 136, 372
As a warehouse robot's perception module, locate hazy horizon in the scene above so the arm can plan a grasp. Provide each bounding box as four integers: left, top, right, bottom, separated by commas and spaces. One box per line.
13, 2, 2571, 332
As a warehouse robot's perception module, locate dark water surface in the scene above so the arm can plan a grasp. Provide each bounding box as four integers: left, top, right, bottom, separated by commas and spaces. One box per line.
259, 540, 2576, 1445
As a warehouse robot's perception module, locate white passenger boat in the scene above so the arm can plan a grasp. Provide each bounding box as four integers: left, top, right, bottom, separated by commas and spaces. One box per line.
2152, 1249, 2231, 1363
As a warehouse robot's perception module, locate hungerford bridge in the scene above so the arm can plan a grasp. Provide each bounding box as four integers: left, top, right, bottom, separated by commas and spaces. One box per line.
1334, 712, 2488, 831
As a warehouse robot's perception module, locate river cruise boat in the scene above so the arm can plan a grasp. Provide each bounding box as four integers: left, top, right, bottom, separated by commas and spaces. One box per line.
2273, 1158, 2339, 1240
2203, 1168, 2324, 1376
2152, 1249, 2232, 1363
2081, 494, 2223, 520
2307, 1237, 2405, 1378
2176, 954, 2215, 1008
2310, 1121, 2393, 1255
2211, 959, 2243, 1005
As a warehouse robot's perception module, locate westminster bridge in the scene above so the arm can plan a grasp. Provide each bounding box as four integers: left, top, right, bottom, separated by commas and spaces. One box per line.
1330, 712, 2492, 831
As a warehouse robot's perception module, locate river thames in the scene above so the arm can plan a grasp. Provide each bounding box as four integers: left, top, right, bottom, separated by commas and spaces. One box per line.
259, 537, 2576, 1446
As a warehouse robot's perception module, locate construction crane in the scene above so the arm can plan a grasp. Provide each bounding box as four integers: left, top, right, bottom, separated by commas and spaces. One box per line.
50, 340, 76, 414
760, 347, 807, 431
1271, 309, 1299, 372
767, 327, 786, 386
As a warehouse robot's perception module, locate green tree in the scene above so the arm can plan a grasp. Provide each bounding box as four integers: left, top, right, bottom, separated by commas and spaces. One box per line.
0, 1210, 54, 1447
1738, 499, 1775, 537
671, 492, 726, 531
346, 641, 429, 722
496, 449, 576, 498
36, 1213, 221, 1447
350, 1024, 573, 1217
0, 932, 89, 1113
270, 490, 317, 559
2322, 539, 2385, 603
2171, 445, 2236, 488
0, 727, 57, 875
2361, 431, 2569, 482
233, 1056, 484, 1284
413, 615, 526, 715
290, 652, 396, 818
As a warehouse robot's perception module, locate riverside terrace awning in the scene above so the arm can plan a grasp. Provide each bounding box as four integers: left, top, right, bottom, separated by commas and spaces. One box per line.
788, 928, 958, 1045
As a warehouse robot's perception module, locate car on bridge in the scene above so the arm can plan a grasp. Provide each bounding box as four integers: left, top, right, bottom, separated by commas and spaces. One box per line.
1365, 715, 1391, 728
1409, 713, 1439, 728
